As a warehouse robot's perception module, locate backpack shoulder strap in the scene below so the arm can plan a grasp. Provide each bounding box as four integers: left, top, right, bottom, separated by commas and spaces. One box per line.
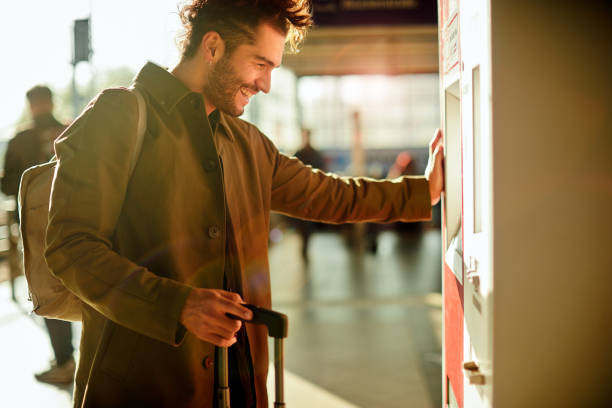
128, 87, 147, 177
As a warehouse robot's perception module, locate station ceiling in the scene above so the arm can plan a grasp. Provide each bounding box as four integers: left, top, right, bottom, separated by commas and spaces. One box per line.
283, 0, 439, 76
283, 25, 439, 77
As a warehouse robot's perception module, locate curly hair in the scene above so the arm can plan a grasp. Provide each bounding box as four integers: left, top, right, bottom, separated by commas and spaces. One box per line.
177, 0, 313, 59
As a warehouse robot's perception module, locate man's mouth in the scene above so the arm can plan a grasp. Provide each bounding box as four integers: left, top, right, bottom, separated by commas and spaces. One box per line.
239, 86, 256, 101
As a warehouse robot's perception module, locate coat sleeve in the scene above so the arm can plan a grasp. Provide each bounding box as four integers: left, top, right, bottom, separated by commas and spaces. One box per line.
44, 88, 192, 346
263, 134, 432, 223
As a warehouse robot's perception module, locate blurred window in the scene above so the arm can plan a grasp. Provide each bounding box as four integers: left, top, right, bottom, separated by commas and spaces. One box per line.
242, 72, 440, 153
299, 74, 440, 149
242, 67, 300, 153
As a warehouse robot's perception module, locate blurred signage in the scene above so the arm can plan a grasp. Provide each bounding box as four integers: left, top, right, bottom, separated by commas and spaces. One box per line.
73, 18, 91, 64
443, 13, 459, 74
439, 0, 459, 75
312, 0, 437, 26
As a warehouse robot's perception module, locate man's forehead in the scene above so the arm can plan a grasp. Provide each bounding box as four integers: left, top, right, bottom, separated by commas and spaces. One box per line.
248, 22, 287, 66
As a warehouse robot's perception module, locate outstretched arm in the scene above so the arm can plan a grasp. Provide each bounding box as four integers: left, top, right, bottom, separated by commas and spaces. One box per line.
264, 134, 433, 224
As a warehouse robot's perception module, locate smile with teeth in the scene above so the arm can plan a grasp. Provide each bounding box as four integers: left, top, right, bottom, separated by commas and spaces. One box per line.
240, 87, 256, 100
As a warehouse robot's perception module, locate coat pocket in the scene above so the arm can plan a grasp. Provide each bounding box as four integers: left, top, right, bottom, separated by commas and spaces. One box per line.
99, 324, 142, 381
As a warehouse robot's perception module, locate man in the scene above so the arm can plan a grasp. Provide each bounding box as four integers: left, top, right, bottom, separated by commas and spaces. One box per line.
294, 128, 325, 172
2, 85, 65, 197
1, 85, 76, 385
44, 1, 445, 407
293, 128, 326, 260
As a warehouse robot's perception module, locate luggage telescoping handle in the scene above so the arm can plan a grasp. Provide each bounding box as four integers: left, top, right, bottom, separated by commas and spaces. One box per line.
244, 304, 288, 338
244, 304, 288, 408
217, 346, 230, 408
218, 304, 288, 408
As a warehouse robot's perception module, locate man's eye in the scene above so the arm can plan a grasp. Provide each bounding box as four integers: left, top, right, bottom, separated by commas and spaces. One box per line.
257, 64, 266, 70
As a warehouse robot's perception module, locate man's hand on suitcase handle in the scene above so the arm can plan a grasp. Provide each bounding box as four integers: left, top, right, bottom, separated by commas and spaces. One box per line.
227, 304, 288, 339
180, 288, 254, 347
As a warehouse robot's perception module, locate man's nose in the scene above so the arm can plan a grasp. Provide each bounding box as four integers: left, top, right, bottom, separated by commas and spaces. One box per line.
255, 70, 271, 94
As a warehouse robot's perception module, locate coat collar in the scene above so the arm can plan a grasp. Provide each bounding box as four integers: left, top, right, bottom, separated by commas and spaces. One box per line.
134, 62, 191, 114
134, 62, 235, 143
216, 111, 236, 143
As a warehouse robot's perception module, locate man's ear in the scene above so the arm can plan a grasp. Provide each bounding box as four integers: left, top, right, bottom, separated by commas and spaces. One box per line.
201, 31, 226, 64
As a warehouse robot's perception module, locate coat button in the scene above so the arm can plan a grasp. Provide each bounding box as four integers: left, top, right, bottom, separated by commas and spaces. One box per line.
202, 355, 214, 370
204, 159, 217, 172
208, 225, 220, 239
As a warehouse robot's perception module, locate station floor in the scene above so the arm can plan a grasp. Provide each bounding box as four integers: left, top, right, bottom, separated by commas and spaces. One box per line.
0, 226, 442, 408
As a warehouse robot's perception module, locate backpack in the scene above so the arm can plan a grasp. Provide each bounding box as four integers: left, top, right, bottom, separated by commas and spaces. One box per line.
17, 87, 147, 321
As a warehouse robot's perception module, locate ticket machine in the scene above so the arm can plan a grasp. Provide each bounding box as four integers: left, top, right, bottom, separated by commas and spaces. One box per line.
438, 1, 610, 407
439, 1, 491, 406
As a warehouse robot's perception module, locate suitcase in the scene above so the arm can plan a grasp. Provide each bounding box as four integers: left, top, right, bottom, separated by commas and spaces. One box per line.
218, 305, 288, 408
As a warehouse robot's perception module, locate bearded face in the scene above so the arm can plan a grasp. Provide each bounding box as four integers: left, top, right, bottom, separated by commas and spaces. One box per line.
200, 23, 286, 116
203, 52, 258, 117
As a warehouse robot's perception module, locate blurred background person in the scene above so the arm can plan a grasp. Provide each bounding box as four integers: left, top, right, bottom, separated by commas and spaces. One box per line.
294, 128, 325, 172
1, 85, 75, 385
2, 85, 65, 200
293, 128, 326, 261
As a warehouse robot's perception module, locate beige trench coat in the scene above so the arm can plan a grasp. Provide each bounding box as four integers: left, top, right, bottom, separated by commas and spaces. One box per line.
45, 63, 432, 407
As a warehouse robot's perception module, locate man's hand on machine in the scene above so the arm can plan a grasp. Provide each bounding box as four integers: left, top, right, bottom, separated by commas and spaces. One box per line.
425, 128, 445, 206
180, 288, 254, 347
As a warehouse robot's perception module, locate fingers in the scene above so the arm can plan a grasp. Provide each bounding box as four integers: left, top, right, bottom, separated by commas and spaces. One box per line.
197, 330, 238, 348
215, 290, 243, 302
207, 317, 242, 339
214, 291, 253, 320
431, 145, 443, 176
211, 290, 253, 321
224, 301, 254, 321
179, 288, 255, 347
427, 144, 444, 173
188, 308, 242, 346
209, 333, 238, 348
429, 128, 443, 155
205, 294, 250, 327
434, 144, 444, 161
426, 143, 445, 206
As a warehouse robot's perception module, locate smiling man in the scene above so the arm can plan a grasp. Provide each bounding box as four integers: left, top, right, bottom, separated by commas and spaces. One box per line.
44, 1, 444, 407
193, 25, 283, 116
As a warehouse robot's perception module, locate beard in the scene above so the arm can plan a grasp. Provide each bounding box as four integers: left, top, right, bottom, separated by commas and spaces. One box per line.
203, 54, 254, 117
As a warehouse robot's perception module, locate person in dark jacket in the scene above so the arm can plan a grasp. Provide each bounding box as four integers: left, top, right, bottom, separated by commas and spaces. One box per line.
2, 85, 65, 197
294, 128, 325, 172
294, 128, 326, 260
1, 85, 75, 384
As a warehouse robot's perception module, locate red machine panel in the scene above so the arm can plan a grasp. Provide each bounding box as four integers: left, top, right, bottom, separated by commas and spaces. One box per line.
439, 0, 464, 407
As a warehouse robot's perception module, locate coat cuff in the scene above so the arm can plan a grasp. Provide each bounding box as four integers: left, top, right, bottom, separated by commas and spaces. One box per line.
159, 280, 193, 346
403, 176, 432, 221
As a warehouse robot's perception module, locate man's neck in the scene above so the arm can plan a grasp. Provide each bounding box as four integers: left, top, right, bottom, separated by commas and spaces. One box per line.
170, 58, 216, 115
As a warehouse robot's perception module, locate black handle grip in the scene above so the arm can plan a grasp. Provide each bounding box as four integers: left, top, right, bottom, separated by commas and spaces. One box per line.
243, 304, 288, 339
